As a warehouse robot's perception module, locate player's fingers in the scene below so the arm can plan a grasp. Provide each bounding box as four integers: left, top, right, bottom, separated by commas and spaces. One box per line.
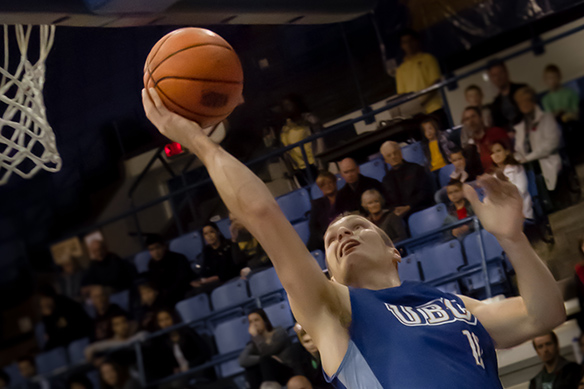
463, 183, 482, 211
477, 174, 505, 202
148, 88, 166, 111
141, 89, 156, 117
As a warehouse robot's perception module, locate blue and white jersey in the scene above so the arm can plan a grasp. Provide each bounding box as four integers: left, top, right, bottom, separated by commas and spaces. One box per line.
326, 281, 502, 389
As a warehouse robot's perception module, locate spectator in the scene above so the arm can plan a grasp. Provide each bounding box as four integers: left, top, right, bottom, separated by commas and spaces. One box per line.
81, 240, 136, 294
489, 140, 533, 219
54, 256, 84, 302
99, 361, 140, 389
134, 282, 167, 332
17, 356, 49, 389
542, 64, 579, 123
513, 86, 563, 192
0, 369, 9, 389
434, 146, 483, 204
279, 95, 321, 186
287, 376, 313, 389
487, 59, 526, 131
419, 116, 455, 182
239, 309, 295, 389
307, 171, 342, 251
289, 323, 333, 389
89, 285, 126, 341
39, 285, 93, 350
529, 332, 580, 389
146, 234, 196, 305
461, 85, 494, 147
443, 180, 474, 240
260, 383, 282, 389
191, 222, 239, 294
84, 313, 147, 362
380, 141, 434, 219
230, 214, 271, 279
461, 106, 510, 171
395, 29, 445, 125
66, 374, 93, 389
579, 376, 584, 389
335, 158, 386, 214
574, 234, 584, 332
361, 189, 408, 244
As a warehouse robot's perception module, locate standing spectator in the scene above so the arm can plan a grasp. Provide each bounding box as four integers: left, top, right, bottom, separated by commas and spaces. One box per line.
461, 85, 493, 147
443, 180, 475, 240
307, 171, 342, 251
230, 214, 271, 279
487, 59, 527, 131
289, 323, 333, 389
54, 256, 84, 302
419, 116, 455, 182
239, 309, 295, 389
542, 64, 579, 123
513, 86, 563, 192
361, 190, 408, 244
81, 240, 136, 294
99, 361, 140, 389
489, 140, 533, 219
461, 106, 510, 171
529, 332, 580, 389
379, 141, 434, 219
90, 285, 126, 341
39, 285, 93, 350
335, 158, 386, 214
17, 356, 49, 389
133, 282, 167, 332
395, 29, 445, 126
146, 234, 196, 305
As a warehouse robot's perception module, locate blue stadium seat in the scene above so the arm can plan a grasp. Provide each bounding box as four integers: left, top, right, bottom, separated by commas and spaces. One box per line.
359, 158, 386, 182
293, 220, 310, 245
463, 263, 507, 292
249, 267, 283, 298
176, 294, 212, 323
170, 231, 204, 263
4, 363, 25, 387
418, 240, 465, 282
438, 164, 456, 187
408, 204, 448, 237
35, 322, 46, 350
35, 347, 68, 375
311, 250, 327, 270
110, 289, 130, 312
213, 316, 250, 377
211, 279, 250, 311
401, 142, 426, 167
68, 337, 90, 365
397, 254, 421, 282
436, 281, 461, 295
264, 301, 294, 330
462, 230, 504, 267
87, 370, 100, 389
276, 188, 311, 222
216, 218, 232, 240
134, 250, 150, 273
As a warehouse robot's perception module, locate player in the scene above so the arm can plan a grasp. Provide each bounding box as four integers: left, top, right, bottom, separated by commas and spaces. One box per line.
142, 88, 565, 388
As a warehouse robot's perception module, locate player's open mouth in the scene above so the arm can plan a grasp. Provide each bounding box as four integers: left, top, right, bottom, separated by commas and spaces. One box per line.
339, 239, 360, 258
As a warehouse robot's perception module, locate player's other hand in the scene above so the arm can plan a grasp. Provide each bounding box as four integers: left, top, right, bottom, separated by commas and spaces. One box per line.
464, 174, 524, 242
142, 88, 205, 148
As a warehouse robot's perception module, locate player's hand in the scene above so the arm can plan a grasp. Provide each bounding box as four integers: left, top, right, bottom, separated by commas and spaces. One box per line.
464, 174, 524, 242
142, 88, 207, 150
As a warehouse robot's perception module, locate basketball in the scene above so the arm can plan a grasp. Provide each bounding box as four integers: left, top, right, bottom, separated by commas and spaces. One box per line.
143, 27, 244, 129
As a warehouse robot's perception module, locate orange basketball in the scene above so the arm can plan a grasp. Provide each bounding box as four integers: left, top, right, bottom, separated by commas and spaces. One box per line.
144, 28, 244, 129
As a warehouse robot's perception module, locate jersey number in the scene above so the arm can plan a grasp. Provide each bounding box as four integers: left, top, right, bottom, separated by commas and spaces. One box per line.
462, 330, 485, 369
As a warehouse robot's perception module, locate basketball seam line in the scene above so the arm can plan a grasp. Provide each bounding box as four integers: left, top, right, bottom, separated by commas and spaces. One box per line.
147, 43, 235, 80
155, 76, 243, 85
156, 86, 231, 118
144, 34, 175, 87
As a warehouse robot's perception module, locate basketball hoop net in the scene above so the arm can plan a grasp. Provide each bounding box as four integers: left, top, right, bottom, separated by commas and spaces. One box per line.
0, 24, 61, 185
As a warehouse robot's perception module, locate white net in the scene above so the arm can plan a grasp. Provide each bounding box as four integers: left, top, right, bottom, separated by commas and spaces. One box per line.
0, 24, 61, 185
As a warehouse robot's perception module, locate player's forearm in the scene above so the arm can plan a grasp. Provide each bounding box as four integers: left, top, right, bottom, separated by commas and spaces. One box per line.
498, 233, 565, 329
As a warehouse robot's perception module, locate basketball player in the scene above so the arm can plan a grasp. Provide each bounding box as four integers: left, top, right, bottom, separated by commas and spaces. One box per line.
143, 88, 565, 388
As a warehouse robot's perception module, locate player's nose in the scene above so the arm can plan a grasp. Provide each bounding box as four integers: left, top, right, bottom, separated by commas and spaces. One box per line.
337, 226, 353, 241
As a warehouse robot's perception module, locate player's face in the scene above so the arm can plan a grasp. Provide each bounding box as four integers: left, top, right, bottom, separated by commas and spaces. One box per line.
533, 335, 559, 364
203, 226, 219, 246
449, 152, 466, 170
490, 143, 508, 166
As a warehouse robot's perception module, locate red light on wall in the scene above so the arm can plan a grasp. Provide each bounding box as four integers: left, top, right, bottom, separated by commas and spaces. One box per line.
164, 142, 184, 157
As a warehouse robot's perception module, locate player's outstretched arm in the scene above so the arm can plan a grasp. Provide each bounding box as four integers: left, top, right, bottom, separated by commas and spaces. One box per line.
141, 89, 347, 338
459, 175, 565, 349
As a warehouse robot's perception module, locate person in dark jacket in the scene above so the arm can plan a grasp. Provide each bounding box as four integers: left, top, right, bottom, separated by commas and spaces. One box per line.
230, 214, 271, 279
90, 285, 127, 341
146, 234, 196, 305
529, 332, 581, 389
38, 285, 94, 350
335, 158, 386, 214
487, 59, 527, 131
379, 141, 434, 220
307, 171, 342, 251
361, 189, 408, 244
289, 323, 333, 389
81, 240, 136, 294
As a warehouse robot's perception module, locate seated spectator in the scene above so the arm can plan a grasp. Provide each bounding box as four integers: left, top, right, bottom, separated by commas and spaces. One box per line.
289, 323, 333, 389
361, 189, 408, 244
529, 332, 580, 389
191, 222, 239, 294
420, 116, 454, 179
513, 86, 563, 192
55, 255, 84, 302
17, 356, 49, 389
335, 158, 386, 214
461, 106, 510, 172
66, 373, 93, 389
307, 171, 342, 251
90, 285, 126, 341
487, 59, 526, 132
489, 140, 534, 219
146, 234, 196, 305
434, 146, 483, 204
39, 285, 93, 350
84, 313, 147, 362
99, 360, 140, 389
443, 180, 474, 240
287, 376, 313, 389
0, 370, 9, 389
81, 239, 136, 294
230, 214, 271, 279
261, 383, 282, 389
542, 64, 579, 123
133, 282, 167, 332
239, 309, 294, 389
380, 141, 434, 219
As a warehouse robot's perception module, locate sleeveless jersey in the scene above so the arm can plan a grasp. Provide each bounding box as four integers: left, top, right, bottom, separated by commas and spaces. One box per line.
326, 281, 503, 389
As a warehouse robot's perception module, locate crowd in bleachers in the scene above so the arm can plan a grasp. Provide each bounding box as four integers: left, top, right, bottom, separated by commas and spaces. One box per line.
3, 28, 584, 389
